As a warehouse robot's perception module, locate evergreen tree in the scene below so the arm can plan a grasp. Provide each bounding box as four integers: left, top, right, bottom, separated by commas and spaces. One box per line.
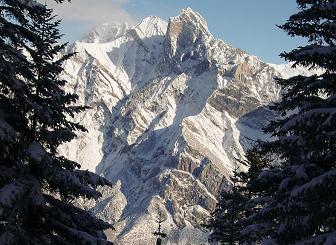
247, 1, 336, 244
0, 1, 113, 244
205, 165, 248, 245
238, 147, 277, 244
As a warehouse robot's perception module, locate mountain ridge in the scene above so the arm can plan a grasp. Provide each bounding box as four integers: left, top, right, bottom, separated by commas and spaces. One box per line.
60, 8, 318, 244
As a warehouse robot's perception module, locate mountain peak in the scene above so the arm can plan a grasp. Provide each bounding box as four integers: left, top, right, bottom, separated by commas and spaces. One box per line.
81, 22, 130, 43
166, 7, 212, 68
131, 16, 168, 38
170, 7, 209, 33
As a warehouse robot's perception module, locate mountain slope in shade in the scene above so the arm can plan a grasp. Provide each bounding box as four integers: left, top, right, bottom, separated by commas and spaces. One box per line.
60, 8, 318, 244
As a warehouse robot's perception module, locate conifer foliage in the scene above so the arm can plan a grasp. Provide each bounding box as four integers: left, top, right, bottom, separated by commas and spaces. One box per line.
205, 166, 248, 245
207, 1, 336, 244
247, 0, 336, 243
0, 1, 113, 244
237, 148, 272, 244
206, 147, 271, 245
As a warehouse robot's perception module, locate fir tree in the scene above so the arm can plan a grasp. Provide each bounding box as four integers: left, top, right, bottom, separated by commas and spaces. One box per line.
205, 165, 248, 245
246, 1, 336, 244
238, 147, 276, 244
0, 1, 113, 244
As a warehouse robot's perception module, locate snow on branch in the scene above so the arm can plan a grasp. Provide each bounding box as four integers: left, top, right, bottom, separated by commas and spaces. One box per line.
0, 117, 16, 142
17, 0, 45, 8
0, 231, 16, 245
295, 231, 336, 245
0, 166, 17, 182
318, 1, 336, 11
294, 45, 336, 56
279, 108, 336, 132
27, 141, 49, 162
291, 170, 336, 197
0, 179, 28, 208
73, 170, 113, 188
47, 169, 102, 200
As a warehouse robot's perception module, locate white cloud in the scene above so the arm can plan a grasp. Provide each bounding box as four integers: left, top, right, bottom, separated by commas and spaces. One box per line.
46, 0, 135, 24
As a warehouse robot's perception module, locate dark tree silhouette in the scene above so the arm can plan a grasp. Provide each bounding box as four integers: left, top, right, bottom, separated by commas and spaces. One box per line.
0, 1, 113, 244
245, 0, 336, 244
153, 219, 167, 245
205, 165, 248, 245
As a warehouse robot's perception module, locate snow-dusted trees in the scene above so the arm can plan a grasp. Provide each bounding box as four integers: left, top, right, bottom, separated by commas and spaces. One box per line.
236, 148, 273, 244
205, 166, 247, 245
206, 147, 272, 244
208, 1, 336, 244
0, 1, 113, 244
246, 0, 336, 243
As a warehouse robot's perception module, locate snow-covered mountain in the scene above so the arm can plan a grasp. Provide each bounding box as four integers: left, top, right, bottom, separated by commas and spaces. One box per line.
81, 22, 131, 44
59, 8, 317, 244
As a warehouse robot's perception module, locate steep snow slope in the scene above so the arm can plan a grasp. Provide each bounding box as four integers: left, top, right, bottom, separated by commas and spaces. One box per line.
269, 63, 323, 79
60, 8, 317, 244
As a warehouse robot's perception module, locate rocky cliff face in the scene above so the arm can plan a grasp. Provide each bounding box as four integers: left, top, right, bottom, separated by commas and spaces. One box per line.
59, 8, 316, 244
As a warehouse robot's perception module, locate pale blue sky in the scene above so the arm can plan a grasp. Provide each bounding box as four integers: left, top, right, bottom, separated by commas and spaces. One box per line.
48, 0, 303, 64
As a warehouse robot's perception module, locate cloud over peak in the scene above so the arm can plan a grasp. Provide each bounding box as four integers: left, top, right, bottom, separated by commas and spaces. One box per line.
46, 0, 135, 25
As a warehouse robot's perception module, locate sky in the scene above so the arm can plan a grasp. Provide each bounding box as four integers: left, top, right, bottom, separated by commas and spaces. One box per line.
46, 0, 304, 64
